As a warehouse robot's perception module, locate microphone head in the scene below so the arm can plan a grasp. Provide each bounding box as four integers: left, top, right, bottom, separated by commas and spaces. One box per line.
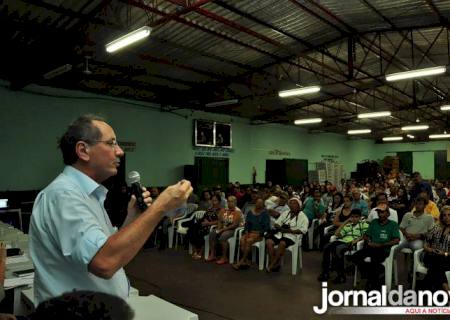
127, 171, 141, 185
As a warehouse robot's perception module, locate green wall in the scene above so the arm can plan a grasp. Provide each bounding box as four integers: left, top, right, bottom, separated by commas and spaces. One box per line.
0, 83, 376, 190
374, 141, 450, 179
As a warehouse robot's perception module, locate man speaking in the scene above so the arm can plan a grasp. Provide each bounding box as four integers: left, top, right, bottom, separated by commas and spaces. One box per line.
29, 115, 192, 304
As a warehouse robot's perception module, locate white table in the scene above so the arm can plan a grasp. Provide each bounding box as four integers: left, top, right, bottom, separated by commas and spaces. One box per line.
127, 295, 199, 320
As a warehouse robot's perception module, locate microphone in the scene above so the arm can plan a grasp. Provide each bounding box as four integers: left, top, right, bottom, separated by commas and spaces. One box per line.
127, 171, 148, 212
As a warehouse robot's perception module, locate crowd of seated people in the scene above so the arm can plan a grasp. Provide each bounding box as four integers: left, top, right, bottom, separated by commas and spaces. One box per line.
149, 170, 450, 291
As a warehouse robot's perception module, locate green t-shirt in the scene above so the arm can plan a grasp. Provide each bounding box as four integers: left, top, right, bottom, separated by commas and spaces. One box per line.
366, 219, 400, 252
338, 221, 369, 243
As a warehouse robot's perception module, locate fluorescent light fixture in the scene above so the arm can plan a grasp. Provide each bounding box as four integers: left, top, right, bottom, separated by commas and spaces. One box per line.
429, 134, 450, 139
357, 111, 391, 119
294, 118, 322, 125
386, 66, 446, 82
106, 26, 152, 53
382, 136, 403, 142
279, 85, 320, 98
205, 99, 239, 108
43, 64, 72, 79
347, 129, 371, 135
440, 105, 450, 111
407, 134, 415, 139
401, 125, 429, 131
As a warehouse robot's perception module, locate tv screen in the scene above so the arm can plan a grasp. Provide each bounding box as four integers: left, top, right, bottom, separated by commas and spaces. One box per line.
194, 120, 214, 147
215, 123, 232, 148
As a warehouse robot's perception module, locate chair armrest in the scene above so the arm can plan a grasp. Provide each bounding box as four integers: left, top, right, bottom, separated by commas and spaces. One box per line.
329, 235, 337, 243
324, 224, 334, 236
414, 248, 424, 265
177, 215, 195, 228
356, 240, 364, 251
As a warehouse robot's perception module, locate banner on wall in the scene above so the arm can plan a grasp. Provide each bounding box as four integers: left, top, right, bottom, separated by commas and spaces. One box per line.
194, 146, 231, 158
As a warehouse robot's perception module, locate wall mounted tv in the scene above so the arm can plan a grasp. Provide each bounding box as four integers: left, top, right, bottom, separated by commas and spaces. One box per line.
194, 120, 232, 148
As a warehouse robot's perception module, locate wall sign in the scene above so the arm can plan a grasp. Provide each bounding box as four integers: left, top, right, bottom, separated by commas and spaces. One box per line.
268, 149, 291, 156
194, 146, 232, 158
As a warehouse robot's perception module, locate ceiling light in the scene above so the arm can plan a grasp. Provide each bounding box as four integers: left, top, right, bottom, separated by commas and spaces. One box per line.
205, 99, 239, 108
386, 66, 446, 82
347, 129, 371, 135
429, 134, 450, 139
382, 136, 403, 142
279, 85, 320, 98
401, 125, 429, 131
106, 26, 152, 53
407, 134, 415, 139
43, 64, 72, 79
357, 111, 391, 119
440, 105, 450, 111
294, 118, 322, 125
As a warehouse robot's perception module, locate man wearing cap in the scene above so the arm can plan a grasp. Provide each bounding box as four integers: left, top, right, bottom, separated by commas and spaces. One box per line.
351, 207, 400, 289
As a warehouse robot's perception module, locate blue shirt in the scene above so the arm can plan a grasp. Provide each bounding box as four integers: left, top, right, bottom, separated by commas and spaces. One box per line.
29, 166, 129, 305
302, 197, 326, 222
351, 199, 369, 216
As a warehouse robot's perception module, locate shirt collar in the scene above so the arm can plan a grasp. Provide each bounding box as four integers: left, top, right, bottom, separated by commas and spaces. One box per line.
63, 166, 108, 200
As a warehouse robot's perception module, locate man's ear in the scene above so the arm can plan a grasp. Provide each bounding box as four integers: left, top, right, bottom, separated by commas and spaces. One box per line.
75, 141, 90, 162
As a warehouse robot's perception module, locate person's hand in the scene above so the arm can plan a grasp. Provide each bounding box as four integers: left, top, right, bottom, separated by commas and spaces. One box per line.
216, 229, 223, 234
127, 187, 152, 216
0, 314, 16, 320
152, 180, 193, 213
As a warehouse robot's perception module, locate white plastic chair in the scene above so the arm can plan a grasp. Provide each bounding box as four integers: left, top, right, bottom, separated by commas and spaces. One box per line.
393, 233, 414, 286
251, 239, 266, 271
412, 248, 428, 290
357, 243, 398, 291
227, 227, 244, 264
266, 235, 303, 275
168, 203, 198, 249
307, 219, 319, 250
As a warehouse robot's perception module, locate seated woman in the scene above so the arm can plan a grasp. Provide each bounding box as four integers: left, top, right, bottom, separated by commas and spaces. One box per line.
207, 196, 242, 265
318, 192, 344, 249
422, 205, 450, 292
265, 198, 309, 272
197, 190, 212, 211
232, 198, 270, 270
187, 194, 221, 260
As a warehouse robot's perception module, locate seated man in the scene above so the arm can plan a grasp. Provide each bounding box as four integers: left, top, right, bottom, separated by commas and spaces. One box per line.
367, 192, 398, 223
351, 189, 369, 217
303, 189, 326, 249
415, 191, 440, 222
396, 197, 434, 256
318, 209, 368, 283
265, 198, 309, 272
351, 207, 400, 290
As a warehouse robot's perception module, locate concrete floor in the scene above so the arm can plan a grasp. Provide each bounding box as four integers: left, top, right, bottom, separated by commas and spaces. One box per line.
125, 248, 436, 320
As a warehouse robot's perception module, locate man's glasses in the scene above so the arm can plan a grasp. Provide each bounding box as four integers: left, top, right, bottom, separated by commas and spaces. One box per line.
87, 140, 120, 150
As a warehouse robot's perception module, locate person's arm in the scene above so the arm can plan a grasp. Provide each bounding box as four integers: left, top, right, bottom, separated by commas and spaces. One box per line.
334, 219, 350, 237
89, 180, 192, 279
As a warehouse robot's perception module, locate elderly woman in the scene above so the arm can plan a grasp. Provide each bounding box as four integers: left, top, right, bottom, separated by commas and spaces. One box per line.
422, 205, 450, 291
265, 198, 309, 272
207, 196, 242, 265
232, 198, 270, 270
